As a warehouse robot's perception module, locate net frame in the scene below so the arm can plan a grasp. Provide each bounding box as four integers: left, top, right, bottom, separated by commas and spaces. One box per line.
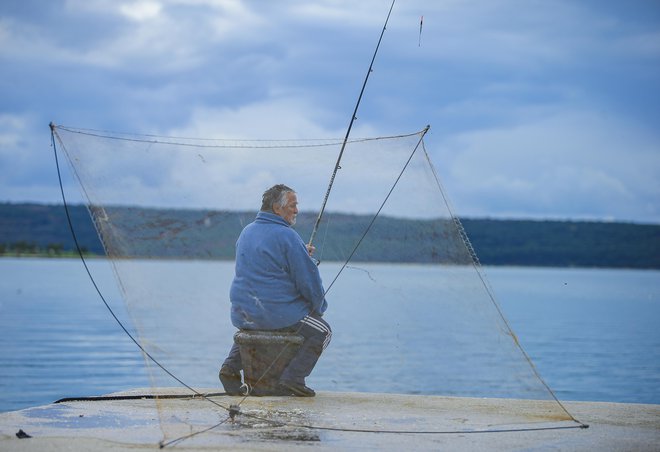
50, 123, 585, 445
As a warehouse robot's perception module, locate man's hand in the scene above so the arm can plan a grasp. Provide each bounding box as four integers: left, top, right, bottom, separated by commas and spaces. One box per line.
306, 244, 316, 256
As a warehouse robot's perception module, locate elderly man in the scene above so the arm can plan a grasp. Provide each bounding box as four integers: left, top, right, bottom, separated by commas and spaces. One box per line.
219, 184, 331, 397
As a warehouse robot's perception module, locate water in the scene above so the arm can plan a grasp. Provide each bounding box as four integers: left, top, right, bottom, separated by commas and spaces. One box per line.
1, 258, 659, 413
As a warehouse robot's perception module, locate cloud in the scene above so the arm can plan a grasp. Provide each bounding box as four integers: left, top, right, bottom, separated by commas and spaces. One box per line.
0, 0, 266, 72
119, 1, 162, 22
0, 0, 658, 223
0, 113, 65, 203
436, 109, 660, 220
164, 92, 385, 140
166, 97, 341, 139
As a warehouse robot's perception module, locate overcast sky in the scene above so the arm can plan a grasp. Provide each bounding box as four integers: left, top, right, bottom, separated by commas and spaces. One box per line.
1, 0, 659, 222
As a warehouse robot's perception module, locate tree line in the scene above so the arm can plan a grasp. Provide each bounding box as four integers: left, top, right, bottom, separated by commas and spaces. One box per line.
1, 202, 658, 268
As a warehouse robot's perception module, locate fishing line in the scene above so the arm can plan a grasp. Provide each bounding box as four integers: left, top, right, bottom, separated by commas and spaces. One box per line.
323, 125, 429, 294
308, 0, 397, 248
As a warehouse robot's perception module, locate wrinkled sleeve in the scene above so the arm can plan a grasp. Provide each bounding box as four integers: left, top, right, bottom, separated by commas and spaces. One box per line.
286, 233, 328, 315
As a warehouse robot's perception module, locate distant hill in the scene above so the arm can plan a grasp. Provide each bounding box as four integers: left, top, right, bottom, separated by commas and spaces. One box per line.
1, 202, 658, 268
459, 218, 660, 268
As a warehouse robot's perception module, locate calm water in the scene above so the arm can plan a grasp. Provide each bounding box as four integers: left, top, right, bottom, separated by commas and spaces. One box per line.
1, 258, 659, 413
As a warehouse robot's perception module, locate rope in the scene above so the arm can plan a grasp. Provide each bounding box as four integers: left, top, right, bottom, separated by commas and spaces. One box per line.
420, 139, 589, 429
53, 123, 420, 149
54, 393, 588, 438
226, 413, 589, 435
323, 125, 429, 294
54, 393, 225, 403
50, 123, 234, 417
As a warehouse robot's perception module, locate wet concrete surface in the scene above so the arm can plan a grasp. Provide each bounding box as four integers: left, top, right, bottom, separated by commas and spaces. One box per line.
1, 388, 659, 451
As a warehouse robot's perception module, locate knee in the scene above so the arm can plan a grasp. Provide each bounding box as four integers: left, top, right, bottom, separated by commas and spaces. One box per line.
316, 320, 332, 349
322, 328, 332, 350
300, 315, 331, 349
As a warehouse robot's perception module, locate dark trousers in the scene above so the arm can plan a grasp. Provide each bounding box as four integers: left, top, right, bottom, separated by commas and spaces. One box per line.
223, 313, 331, 384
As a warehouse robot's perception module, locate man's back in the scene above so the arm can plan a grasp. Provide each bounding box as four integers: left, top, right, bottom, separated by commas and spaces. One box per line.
230, 211, 326, 330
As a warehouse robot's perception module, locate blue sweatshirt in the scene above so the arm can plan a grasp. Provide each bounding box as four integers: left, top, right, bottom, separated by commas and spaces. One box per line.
230, 211, 328, 330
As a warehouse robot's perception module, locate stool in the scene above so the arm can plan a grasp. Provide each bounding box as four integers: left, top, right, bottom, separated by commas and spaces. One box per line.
234, 330, 303, 395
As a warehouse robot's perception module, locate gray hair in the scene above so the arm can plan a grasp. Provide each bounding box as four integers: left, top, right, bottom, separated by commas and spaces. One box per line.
261, 184, 295, 212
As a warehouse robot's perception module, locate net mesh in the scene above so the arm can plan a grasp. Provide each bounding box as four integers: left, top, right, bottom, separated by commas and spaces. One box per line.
52, 124, 579, 444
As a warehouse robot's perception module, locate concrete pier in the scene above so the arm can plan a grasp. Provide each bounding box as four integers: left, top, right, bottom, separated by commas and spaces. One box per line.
1, 389, 658, 451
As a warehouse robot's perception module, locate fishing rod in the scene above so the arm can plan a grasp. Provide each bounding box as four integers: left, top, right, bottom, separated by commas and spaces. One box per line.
308, 0, 396, 248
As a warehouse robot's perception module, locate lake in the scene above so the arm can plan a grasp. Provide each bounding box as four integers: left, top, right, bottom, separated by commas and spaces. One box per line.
1, 258, 659, 413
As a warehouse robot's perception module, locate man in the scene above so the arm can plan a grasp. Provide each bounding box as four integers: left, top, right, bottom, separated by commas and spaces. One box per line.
219, 184, 331, 397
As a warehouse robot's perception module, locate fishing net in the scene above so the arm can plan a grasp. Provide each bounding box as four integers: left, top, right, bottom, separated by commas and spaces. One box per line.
51, 124, 582, 445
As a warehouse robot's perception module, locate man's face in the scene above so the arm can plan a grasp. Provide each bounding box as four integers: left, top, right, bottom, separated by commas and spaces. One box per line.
274, 192, 298, 225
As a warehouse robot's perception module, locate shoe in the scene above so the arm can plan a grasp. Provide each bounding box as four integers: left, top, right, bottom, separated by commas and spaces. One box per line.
219, 366, 242, 396
279, 379, 316, 397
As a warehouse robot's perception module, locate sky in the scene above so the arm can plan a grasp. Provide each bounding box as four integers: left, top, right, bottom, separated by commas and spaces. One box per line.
1, 0, 659, 223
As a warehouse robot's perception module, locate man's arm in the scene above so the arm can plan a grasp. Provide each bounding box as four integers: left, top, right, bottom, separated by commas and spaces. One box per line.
288, 236, 327, 314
